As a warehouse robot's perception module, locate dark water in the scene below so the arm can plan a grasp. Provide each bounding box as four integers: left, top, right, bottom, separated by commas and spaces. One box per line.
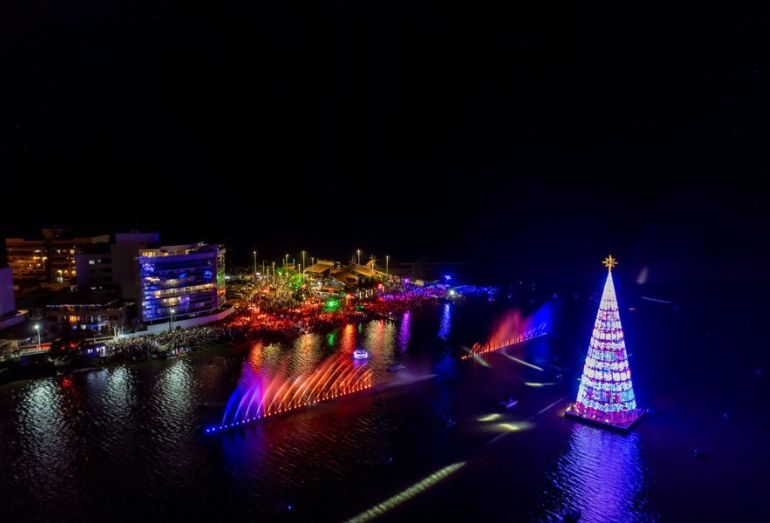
1, 288, 769, 522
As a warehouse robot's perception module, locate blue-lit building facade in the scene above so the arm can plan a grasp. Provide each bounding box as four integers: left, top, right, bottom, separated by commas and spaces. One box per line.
138, 243, 226, 322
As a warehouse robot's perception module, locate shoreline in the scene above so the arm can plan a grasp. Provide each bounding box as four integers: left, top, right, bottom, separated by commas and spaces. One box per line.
0, 298, 442, 387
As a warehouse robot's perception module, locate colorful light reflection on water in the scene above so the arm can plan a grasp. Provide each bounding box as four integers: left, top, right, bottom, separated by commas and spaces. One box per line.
538, 423, 658, 522
438, 303, 452, 340
398, 311, 411, 353
4, 295, 753, 522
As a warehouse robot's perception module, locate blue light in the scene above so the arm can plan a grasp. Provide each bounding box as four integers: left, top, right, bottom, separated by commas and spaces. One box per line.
139, 252, 221, 322
438, 302, 452, 340
444, 274, 452, 281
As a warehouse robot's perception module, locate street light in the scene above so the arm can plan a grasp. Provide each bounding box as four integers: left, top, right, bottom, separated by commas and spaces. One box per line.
169, 308, 176, 332
253, 250, 257, 279
356, 249, 361, 265
386, 255, 389, 278
301, 251, 306, 271
285, 254, 289, 267
34, 323, 41, 349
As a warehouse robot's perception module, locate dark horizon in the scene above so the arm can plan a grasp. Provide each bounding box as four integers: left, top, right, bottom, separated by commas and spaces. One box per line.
2, 2, 769, 284
1, 176, 765, 287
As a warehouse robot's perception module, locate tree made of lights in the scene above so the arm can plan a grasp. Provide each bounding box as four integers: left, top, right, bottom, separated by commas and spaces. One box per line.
565, 255, 645, 430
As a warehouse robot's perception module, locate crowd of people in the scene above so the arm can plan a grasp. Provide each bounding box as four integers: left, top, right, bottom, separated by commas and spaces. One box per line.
77, 285, 445, 363
102, 325, 235, 361
227, 286, 445, 337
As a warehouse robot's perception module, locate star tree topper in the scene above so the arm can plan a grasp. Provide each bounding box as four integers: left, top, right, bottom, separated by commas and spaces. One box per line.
602, 255, 618, 271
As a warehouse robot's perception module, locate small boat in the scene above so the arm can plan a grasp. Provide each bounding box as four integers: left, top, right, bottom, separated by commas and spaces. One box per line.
387, 363, 406, 373
169, 346, 192, 358
498, 396, 518, 409
353, 349, 369, 360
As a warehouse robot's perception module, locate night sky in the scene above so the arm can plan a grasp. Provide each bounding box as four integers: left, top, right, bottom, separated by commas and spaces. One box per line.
2, 1, 768, 283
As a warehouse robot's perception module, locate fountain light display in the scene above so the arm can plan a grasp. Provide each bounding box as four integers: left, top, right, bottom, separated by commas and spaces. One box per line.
206, 352, 373, 434
461, 305, 550, 360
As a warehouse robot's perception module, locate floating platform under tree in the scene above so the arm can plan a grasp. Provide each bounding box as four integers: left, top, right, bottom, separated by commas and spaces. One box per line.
564, 403, 646, 432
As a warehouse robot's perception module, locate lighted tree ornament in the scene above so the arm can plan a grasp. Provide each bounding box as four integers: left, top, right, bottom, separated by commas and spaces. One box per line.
565, 255, 646, 430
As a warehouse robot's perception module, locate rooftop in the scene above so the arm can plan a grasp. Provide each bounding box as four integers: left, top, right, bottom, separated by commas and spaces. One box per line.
350, 264, 377, 278
139, 243, 222, 257
304, 262, 335, 274
47, 290, 121, 307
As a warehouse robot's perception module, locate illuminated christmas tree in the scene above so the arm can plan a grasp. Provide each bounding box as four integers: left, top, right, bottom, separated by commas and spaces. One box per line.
565, 255, 645, 430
